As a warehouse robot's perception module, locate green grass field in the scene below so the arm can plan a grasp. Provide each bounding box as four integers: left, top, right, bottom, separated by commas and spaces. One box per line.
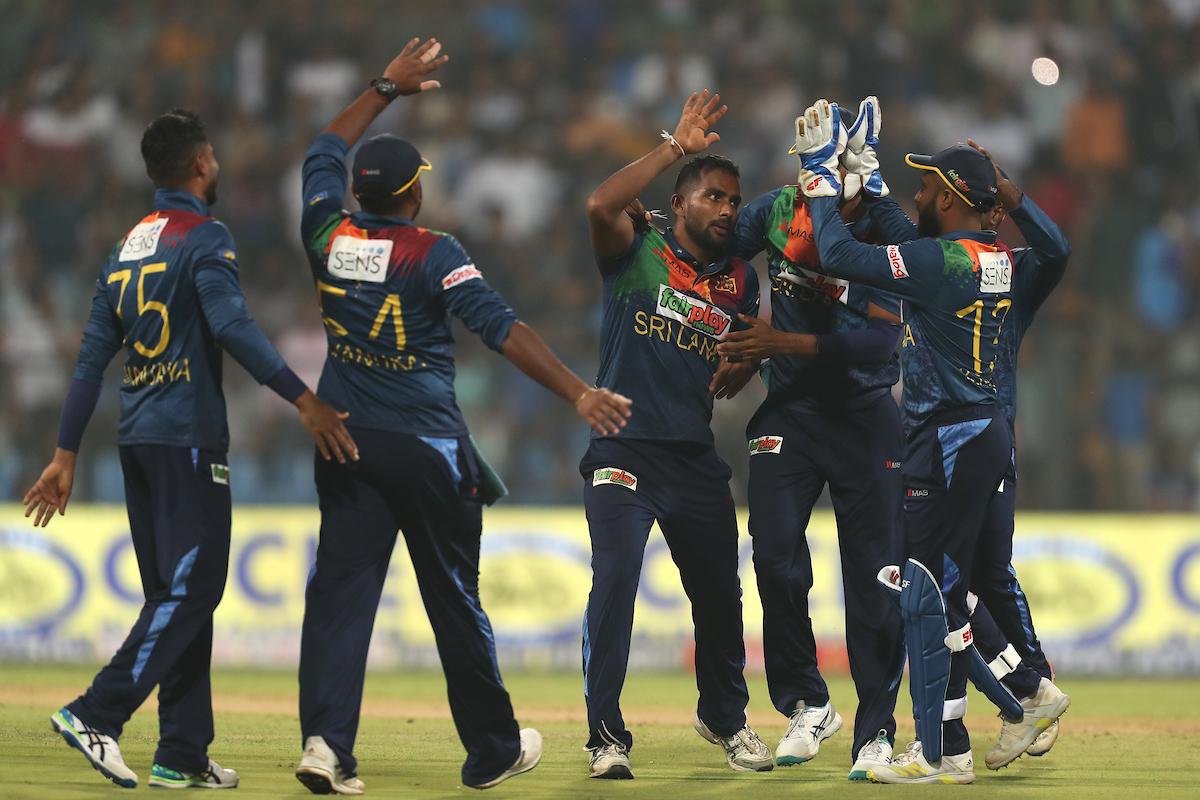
2, 664, 1196, 798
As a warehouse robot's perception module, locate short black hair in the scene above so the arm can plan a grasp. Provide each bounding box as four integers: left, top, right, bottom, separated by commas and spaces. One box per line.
140, 108, 208, 186
673, 155, 740, 195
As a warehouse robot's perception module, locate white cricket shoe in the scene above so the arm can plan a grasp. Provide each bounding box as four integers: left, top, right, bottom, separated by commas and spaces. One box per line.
867, 740, 975, 784
848, 729, 893, 781
149, 758, 239, 789
588, 741, 634, 780
775, 701, 842, 766
693, 715, 774, 772
50, 707, 138, 789
296, 735, 365, 795
986, 678, 1070, 769
1026, 718, 1061, 756
468, 728, 543, 789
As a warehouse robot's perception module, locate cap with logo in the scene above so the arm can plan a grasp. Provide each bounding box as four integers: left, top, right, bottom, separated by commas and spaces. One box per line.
904, 145, 997, 208
351, 134, 432, 200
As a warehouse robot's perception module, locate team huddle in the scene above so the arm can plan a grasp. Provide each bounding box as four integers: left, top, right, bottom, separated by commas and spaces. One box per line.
22, 36, 1071, 792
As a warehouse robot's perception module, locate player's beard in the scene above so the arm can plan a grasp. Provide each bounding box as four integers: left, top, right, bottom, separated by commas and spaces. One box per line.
204, 178, 218, 206
917, 202, 939, 237
683, 215, 728, 258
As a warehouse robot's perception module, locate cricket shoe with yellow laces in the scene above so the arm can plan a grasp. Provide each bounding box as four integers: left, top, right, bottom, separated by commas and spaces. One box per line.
867, 740, 975, 785
986, 677, 1070, 769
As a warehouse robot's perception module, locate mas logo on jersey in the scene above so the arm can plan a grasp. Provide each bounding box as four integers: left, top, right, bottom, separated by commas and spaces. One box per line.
978, 250, 1012, 294
442, 264, 483, 290
749, 435, 783, 455
885, 245, 909, 279
592, 467, 637, 490
906, 488, 929, 497
119, 216, 169, 262
655, 284, 732, 340
327, 235, 393, 283
885, 460, 903, 469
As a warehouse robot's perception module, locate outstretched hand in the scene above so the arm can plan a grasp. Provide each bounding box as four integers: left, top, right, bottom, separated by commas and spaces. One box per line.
23, 451, 76, 528
383, 37, 450, 96
672, 90, 728, 155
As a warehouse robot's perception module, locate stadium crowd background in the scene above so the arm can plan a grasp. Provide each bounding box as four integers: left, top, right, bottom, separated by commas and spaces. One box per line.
1, 0, 1197, 511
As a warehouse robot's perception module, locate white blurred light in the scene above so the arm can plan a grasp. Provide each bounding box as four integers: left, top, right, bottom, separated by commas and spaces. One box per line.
1031, 57, 1060, 86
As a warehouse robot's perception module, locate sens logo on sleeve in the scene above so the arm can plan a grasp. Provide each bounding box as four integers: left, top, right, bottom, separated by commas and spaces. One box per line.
442, 264, 483, 290
749, 435, 783, 455
978, 251, 1012, 294
119, 217, 169, 262
327, 236, 393, 283
592, 467, 638, 490
886, 245, 909, 279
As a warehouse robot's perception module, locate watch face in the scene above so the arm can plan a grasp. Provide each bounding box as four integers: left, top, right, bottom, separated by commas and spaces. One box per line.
374, 79, 397, 97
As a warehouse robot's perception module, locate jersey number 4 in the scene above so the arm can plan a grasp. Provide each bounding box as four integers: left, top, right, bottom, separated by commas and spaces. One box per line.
317, 281, 407, 350
108, 261, 171, 357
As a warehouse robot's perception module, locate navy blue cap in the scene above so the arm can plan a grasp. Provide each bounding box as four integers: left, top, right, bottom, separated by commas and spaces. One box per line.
905, 145, 998, 208
351, 134, 431, 200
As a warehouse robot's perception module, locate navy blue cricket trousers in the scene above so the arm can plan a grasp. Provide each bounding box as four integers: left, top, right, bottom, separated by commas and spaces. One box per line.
299, 428, 520, 787
580, 437, 750, 751
68, 445, 231, 773
746, 393, 905, 761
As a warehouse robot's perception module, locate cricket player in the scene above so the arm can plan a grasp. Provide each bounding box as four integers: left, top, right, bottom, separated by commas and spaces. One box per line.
791, 99, 1070, 784
713, 99, 905, 779
24, 109, 357, 790
581, 91, 771, 780
293, 39, 632, 794
855, 140, 1069, 766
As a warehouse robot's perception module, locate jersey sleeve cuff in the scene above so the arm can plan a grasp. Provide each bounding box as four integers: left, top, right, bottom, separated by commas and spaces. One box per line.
266, 366, 308, 403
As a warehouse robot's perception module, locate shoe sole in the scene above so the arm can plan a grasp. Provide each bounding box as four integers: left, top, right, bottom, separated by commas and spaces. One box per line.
296, 768, 335, 795
50, 714, 137, 789
867, 768, 975, 785
590, 765, 634, 780
469, 749, 542, 789
776, 713, 842, 767
1026, 720, 1061, 757
987, 694, 1070, 770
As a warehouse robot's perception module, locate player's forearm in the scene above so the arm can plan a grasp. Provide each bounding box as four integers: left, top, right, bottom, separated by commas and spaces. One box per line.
323, 90, 392, 149
861, 196, 919, 245
1008, 195, 1071, 266
56, 378, 102, 453
810, 197, 903, 291
586, 141, 682, 225
816, 318, 900, 364
499, 322, 590, 404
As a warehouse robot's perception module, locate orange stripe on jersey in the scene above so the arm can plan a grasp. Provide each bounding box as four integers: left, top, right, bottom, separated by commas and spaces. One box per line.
779, 199, 819, 265
954, 238, 1000, 271
323, 217, 370, 254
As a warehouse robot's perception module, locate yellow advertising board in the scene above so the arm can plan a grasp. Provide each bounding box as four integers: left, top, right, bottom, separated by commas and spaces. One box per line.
2, 505, 1198, 674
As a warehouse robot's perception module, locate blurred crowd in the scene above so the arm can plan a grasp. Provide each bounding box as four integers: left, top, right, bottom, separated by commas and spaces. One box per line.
2, 0, 1198, 510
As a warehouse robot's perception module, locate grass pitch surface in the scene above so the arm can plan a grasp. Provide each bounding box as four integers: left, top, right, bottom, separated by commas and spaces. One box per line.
2, 664, 1196, 798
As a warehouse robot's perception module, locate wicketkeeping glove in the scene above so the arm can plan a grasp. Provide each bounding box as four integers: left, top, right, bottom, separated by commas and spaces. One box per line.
790, 99, 845, 199
841, 95, 889, 199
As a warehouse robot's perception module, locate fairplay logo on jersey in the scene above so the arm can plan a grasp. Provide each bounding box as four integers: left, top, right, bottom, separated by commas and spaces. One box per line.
442, 264, 483, 290
978, 251, 1012, 294
655, 284, 732, 340
327, 236, 393, 283
119, 216, 169, 262
592, 467, 638, 490
776, 264, 849, 304
886, 245, 909, 279
748, 435, 783, 455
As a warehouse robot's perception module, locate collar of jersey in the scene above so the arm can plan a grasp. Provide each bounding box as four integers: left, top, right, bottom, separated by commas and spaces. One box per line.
153, 188, 209, 216
353, 211, 416, 228
938, 229, 997, 244
664, 227, 733, 278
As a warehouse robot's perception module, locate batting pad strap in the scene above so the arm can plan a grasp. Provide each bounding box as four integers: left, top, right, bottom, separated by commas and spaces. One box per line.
944, 622, 973, 652
942, 696, 967, 721
966, 590, 979, 616
988, 644, 1022, 680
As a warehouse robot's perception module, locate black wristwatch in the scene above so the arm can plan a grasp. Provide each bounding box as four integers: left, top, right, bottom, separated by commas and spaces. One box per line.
370, 77, 399, 101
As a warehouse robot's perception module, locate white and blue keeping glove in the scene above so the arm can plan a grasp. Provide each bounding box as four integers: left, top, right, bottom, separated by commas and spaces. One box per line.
790, 99, 846, 199
841, 95, 889, 200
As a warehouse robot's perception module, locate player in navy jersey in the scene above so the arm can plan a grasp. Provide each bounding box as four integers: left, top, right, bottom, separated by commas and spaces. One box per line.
292, 39, 631, 794
791, 99, 1070, 784
581, 91, 773, 780
711, 98, 905, 780
855, 139, 1069, 767
23, 109, 356, 790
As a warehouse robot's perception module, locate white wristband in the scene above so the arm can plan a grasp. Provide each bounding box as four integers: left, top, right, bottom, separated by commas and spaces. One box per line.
660, 130, 685, 156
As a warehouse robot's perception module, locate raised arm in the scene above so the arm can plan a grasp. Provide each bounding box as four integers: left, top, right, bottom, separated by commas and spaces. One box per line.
586, 90, 727, 260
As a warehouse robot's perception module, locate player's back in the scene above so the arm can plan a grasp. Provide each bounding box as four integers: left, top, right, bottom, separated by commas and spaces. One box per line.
99, 189, 234, 449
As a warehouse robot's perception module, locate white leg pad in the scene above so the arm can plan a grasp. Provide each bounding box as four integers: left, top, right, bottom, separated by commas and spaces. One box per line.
942, 696, 967, 721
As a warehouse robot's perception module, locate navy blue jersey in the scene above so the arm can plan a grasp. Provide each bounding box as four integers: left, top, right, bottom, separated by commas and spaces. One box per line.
594, 227, 759, 444
858, 195, 1069, 427
73, 190, 288, 449
809, 196, 1013, 432
734, 186, 899, 411
301, 134, 518, 437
